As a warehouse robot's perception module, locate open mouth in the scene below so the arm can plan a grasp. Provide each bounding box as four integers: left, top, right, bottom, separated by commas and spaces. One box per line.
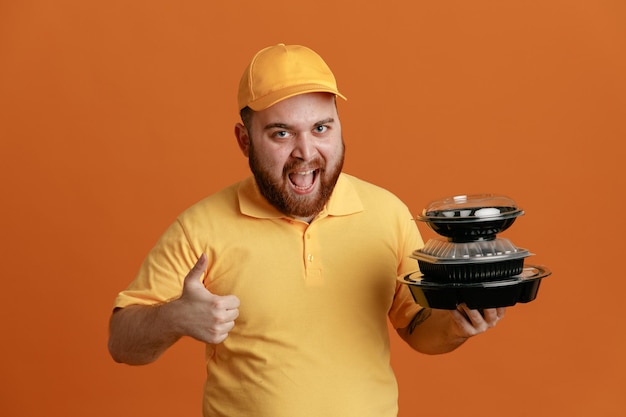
288, 169, 318, 193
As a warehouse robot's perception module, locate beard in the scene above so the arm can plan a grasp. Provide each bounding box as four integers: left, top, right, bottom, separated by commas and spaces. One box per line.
248, 141, 345, 219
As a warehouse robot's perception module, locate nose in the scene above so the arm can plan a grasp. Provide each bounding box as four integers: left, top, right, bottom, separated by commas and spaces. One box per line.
291, 133, 316, 161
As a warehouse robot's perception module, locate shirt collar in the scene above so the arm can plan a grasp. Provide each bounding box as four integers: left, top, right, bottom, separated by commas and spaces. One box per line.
238, 173, 364, 220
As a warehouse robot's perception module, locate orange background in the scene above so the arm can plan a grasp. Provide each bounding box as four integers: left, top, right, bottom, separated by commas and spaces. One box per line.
1, 1, 625, 416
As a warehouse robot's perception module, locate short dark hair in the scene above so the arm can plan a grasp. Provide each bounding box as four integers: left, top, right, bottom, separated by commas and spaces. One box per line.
240, 106, 253, 132
239, 95, 338, 131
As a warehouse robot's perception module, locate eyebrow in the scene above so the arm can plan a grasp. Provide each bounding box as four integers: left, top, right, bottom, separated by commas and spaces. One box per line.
263, 118, 335, 131
263, 122, 290, 130
315, 118, 335, 127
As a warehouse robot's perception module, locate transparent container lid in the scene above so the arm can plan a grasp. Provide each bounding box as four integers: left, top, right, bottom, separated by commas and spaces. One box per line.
411, 237, 532, 264
415, 194, 525, 242
417, 194, 523, 222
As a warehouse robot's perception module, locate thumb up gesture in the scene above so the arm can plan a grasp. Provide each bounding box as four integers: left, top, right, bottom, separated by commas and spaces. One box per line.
175, 253, 240, 344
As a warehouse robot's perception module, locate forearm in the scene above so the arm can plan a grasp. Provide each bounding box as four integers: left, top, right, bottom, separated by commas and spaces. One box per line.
397, 308, 468, 355
108, 302, 183, 365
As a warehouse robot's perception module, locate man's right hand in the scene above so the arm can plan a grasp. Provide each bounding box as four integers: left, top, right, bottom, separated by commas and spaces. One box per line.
108, 253, 240, 365
172, 253, 240, 345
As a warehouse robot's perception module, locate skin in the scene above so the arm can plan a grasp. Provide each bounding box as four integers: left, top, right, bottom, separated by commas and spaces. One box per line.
107, 92, 504, 365
235, 93, 345, 222
397, 304, 505, 354
108, 254, 240, 365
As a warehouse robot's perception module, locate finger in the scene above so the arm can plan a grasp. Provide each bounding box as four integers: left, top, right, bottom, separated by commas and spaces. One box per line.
204, 311, 238, 345
214, 319, 236, 334
209, 294, 241, 311
457, 304, 480, 323
454, 304, 470, 322
449, 307, 481, 338
224, 295, 240, 310
224, 305, 240, 320
183, 253, 209, 288
209, 332, 229, 345
482, 307, 506, 323
451, 304, 505, 339
481, 308, 501, 325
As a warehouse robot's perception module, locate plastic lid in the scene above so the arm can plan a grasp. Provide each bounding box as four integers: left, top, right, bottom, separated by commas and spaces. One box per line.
411, 237, 532, 264
417, 194, 523, 222
415, 194, 525, 242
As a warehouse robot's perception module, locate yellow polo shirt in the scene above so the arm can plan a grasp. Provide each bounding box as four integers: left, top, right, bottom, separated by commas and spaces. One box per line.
114, 173, 424, 417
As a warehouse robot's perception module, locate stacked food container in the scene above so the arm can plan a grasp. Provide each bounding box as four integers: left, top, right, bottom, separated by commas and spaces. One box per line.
401, 194, 551, 309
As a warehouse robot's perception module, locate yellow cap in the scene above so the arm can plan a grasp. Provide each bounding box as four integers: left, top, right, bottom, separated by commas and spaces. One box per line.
237, 44, 347, 111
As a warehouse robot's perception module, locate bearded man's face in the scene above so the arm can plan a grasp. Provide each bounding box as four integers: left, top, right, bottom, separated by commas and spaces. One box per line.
237, 93, 345, 221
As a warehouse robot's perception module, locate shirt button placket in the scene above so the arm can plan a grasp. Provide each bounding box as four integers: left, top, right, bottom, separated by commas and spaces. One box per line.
304, 231, 313, 264
303, 227, 322, 285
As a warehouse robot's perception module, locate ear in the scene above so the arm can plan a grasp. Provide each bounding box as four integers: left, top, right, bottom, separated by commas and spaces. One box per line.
234, 123, 250, 157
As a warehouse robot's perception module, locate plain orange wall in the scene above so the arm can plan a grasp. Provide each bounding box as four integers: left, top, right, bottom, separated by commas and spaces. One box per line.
1, 1, 625, 416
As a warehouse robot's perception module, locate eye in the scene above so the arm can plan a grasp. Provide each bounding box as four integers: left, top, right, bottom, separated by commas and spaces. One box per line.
272, 130, 290, 139
314, 125, 328, 134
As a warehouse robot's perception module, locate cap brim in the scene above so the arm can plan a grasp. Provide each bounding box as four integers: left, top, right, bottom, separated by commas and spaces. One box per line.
247, 85, 347, 111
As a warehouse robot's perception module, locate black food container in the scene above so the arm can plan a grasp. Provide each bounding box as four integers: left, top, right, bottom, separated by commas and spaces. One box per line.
401, 265, 551, 310
411, 238, 532, 282
401, 194, 551, 309
415, 194, 524, 242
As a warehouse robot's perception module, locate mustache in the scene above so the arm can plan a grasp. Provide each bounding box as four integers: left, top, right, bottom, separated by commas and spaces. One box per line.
283, 157, 325, 174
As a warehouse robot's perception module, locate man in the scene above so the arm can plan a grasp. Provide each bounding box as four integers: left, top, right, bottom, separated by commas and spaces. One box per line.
108, 44, 505, 416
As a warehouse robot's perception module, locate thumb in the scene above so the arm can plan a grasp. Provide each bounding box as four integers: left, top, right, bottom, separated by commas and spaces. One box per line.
183, 253, 209, 291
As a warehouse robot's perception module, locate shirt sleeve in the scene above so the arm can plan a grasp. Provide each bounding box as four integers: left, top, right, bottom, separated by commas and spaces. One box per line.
113, 218, 203, 308
388, 205, 425, 329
